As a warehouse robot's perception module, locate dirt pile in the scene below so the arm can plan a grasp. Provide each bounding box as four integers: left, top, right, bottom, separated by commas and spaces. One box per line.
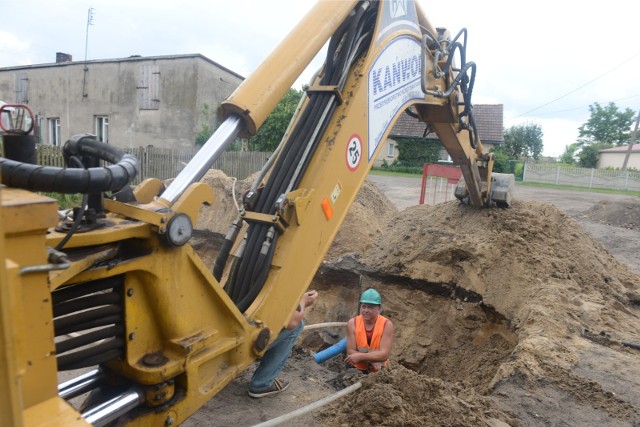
325, 178, 398, 262
321, 364, 514, 427
361, 200, 640, 326
583, 198, 640, 229
194, 169, 253, 235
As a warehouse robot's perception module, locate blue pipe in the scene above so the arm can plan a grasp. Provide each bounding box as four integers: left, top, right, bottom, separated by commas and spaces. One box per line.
314, 338, 347, 364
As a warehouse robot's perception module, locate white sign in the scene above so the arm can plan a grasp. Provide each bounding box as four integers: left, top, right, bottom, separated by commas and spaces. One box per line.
346, 134, 362, 171
368, 36, 423, 161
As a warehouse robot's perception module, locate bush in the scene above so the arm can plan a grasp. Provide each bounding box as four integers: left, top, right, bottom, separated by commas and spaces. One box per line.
40, 192, 83, 209
514, 162, 524, 178
491, 151, 510, 173
395, 137, 441, 166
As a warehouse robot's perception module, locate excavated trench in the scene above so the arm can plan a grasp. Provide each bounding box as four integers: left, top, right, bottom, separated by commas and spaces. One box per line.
300, 264, 518, 393
191, 228, 518, 394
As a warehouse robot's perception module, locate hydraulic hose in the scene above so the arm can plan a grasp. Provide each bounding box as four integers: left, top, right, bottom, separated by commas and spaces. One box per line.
57, 337, 124, 371
52, 276, 122, 305
0, 133, 138, 194
54, 305, 123, 335
213, 76, 310, 282
226, 2, 378, 312
55, 325, 123, 354
53, 292, 121, 317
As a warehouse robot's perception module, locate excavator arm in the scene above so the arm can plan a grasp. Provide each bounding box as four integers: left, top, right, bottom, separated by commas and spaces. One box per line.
0, 1, 513, 425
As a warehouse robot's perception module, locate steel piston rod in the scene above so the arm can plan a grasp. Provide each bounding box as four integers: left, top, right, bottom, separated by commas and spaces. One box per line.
81, 387, 144, 427
58, 369, 105, 400
160, 114, 242, 205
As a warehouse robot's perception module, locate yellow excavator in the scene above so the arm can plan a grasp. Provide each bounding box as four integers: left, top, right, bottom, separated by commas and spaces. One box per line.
0, 0, 513, 425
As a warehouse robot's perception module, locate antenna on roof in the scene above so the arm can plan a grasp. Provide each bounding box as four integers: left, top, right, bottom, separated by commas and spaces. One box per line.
82, 7, 95, 98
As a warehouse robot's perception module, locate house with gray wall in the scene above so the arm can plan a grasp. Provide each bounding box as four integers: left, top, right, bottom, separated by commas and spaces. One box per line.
0, 54, 243, 149
376, 104, 504, 167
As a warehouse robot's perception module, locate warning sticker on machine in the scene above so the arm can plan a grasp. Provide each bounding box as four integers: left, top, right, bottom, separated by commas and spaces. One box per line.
346, 134, 362, 171
368, 36, 423, 161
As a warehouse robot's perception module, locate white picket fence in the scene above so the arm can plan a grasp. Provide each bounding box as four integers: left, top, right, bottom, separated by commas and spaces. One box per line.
523, 163, 640, 191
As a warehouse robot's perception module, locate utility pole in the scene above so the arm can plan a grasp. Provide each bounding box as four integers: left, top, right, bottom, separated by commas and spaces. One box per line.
82, 7, 95, 98
622, 110, 640, 171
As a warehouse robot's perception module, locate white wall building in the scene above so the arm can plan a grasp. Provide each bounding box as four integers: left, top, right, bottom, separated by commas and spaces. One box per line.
598, 145, 640, 169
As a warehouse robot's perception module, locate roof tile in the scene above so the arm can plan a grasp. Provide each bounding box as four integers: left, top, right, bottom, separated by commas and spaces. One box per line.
390, 104, 504, 143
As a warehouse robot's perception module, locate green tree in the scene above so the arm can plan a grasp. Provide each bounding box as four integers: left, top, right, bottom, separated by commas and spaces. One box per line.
577, 102, 635, 147
578, 143, 609, 168
559, 143, 578, 164
500, 123, 543, 160
249, 88, 304, 151
490, 150, 510, 173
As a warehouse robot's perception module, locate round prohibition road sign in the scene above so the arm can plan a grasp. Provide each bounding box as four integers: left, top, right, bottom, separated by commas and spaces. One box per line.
346, 134, 362, 171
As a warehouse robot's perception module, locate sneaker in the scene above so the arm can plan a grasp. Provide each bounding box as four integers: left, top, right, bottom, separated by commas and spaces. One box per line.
248, 378, 290, 398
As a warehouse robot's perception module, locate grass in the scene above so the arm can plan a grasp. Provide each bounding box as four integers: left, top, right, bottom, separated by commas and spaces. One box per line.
516, 181, 640, 197
369, 169, 423, 178
40, 192, 83, 209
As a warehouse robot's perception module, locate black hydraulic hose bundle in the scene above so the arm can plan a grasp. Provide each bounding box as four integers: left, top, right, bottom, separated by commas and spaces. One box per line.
1, 133, 138, 250
224, 2, 378, 312
0, 133, 138, 194
444, 28, 479, 149
213, 219, 242, 281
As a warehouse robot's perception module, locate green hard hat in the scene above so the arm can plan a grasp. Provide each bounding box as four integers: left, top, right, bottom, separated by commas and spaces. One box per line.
359, 288, 382, 305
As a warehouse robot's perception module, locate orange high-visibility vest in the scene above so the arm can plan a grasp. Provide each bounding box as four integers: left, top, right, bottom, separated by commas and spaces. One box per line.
353, 314, 388, 372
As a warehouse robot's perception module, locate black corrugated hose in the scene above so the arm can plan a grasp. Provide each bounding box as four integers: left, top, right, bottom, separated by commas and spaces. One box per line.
0, 133, 138, 194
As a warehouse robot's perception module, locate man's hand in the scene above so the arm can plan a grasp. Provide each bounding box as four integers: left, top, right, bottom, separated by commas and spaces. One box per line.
301, 290, 318, 308
286, 290, 318, 330
344, 352, 364, 366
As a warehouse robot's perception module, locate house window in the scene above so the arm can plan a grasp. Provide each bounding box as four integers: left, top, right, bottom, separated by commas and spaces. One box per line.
48, 118, 61, 146
15, 72, 28, 104
387, 143, 395, 157
137, 65, 161, 110
96, 116, 109, 143
438, 148, 452, 163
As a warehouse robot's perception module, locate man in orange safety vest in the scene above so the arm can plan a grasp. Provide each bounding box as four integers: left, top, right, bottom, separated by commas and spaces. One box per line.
345, 288, 394, 373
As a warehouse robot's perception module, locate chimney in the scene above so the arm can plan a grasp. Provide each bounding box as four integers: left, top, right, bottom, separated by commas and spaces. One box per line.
56, 52, 73, 63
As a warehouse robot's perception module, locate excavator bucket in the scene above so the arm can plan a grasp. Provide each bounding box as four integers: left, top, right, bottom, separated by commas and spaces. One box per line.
454, 173, 514, 208
490, 173, 515, 208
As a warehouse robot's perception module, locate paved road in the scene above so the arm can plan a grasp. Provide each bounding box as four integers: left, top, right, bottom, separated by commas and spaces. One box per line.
367, 174, 638, 213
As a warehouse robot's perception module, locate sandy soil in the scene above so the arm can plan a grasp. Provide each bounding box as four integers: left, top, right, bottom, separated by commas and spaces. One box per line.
185, 172, 640, 427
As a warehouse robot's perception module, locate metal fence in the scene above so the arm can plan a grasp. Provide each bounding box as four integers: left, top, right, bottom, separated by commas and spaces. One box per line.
30, 145, 272, 182
523, 163, 640, 191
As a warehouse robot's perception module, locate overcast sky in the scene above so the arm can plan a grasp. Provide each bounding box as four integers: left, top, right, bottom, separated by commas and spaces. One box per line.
2, 0, 639, 157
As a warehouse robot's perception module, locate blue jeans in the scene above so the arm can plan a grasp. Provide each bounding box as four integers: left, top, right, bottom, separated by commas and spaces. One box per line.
249, 320, 304, 391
